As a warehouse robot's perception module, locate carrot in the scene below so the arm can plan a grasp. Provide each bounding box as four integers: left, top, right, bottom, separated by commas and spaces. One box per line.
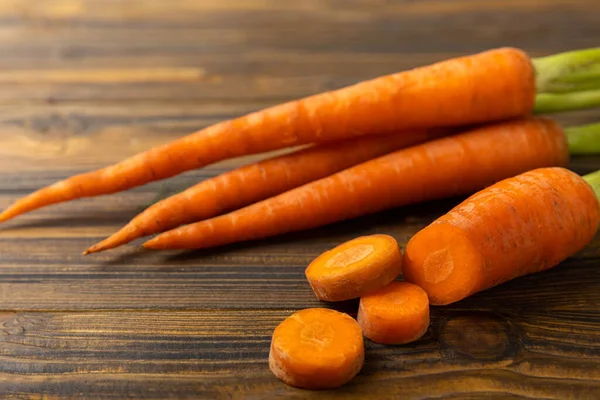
269, 308, 364, 390
357, 281, 430, 345
402, 167, 600, 306
142, 117, 570, 251
305, 234, 402, 302
83, 131, 441, 254
4, 46, 600, 223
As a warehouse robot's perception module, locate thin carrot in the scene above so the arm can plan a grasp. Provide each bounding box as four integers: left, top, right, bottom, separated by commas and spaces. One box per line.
5, 46, 600, 223
402, 167, 600, 306
269, 308, 364, 390
357, 281, 430, 345
305, 234, 402, 302
142, 117, 570, 251
84, 131, 441, 254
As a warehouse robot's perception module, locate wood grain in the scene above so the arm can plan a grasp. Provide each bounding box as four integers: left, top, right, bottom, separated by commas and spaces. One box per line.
0, 310, 597, 399
0, 0, 599, 398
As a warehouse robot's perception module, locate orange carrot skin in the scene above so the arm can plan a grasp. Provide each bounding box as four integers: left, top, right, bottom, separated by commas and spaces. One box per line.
358, 281, 430, 345
0, 47, 534, 223
85, 131, 441, 254
403, 167, 600, 306
143, 117, 569, 251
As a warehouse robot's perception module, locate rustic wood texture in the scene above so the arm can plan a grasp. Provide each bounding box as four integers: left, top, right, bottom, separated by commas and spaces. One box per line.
0, 0, 599, 398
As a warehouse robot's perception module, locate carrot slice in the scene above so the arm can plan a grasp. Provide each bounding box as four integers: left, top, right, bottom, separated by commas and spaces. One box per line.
357, 281, 430, 345
269, 308, 364, 390
305, 234, 402, 302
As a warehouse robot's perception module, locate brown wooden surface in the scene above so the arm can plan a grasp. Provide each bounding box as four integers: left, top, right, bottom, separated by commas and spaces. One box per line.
0, 0, 599, 398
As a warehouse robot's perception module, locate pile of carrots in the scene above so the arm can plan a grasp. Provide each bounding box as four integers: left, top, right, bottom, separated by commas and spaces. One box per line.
3, 46, 600, 390
272, 164, 600, 389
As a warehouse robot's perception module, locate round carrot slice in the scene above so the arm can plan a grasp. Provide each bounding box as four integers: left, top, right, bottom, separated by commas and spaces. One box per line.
305, 234, 403, 302
358, 281, 430, 345
269, 308, 364, 390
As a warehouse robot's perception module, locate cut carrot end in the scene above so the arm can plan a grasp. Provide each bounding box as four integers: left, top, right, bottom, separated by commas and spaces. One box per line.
358, 281, 430, 345
269, 308, 364, 390
403, 223, 486, 306
305, 234, 403, 302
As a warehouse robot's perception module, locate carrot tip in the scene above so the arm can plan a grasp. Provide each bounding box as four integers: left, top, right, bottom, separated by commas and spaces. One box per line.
82, 243, 105, 255
142, 239, 158, 249
83, 241, 112, 255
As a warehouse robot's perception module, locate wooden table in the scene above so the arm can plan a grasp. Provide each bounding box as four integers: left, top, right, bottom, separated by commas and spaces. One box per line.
0, 1, 599, 398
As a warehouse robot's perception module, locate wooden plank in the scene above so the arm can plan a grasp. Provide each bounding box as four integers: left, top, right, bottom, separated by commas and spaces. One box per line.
0, 1, 594, 105
0, 309, 596, 398
0, 103, 597, 172
0, 0, 593, 19
0, 205, 599, 311
0, 104, 598, 312
0, 0, 598, 397
0, 0, 594, 24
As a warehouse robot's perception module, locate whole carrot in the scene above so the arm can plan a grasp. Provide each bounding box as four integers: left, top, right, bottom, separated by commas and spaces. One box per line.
402, 167, 600, 306
142, 117, 570, 251
84, 131, 441, 254
2, 47, 600, 223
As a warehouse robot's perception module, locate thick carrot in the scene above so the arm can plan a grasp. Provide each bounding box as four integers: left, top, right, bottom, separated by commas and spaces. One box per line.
143, 117, 570, 251
84, 131, 441, 254
357, 281, 430, 345
402, 167, 600, 306
0, 47, 540, 223
269, 308, 364, 390
305, 234, 402, 302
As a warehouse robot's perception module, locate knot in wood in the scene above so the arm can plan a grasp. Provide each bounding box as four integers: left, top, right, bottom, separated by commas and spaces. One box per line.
438, 313, 518, 361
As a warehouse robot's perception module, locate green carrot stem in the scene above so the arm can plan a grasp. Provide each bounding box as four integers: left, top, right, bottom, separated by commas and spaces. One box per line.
565, 122, 600, 155
583, 169, 600, 201
556, 65, 600, 85
534, 89, 600, 114
533, 48, 600, 94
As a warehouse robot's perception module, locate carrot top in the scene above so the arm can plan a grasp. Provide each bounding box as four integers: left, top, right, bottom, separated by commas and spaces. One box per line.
534, 89, 600, 114
533, 47, 600, 94
583, 168, 600, 200
533, 47, 600, 112
565, 122, 600, 155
